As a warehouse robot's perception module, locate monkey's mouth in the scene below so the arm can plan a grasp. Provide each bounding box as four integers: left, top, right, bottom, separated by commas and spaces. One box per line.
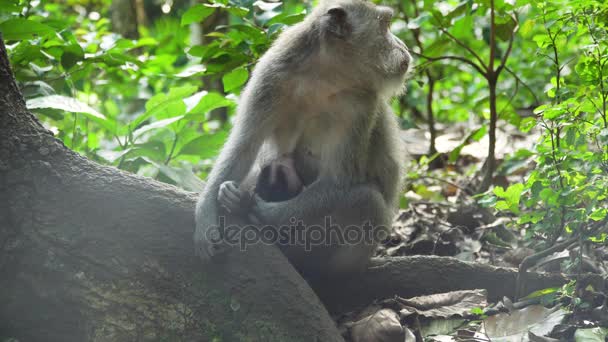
399, 50, 412, 74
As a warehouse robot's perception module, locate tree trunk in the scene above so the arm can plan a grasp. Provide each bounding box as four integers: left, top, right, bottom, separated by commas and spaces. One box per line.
110, 0, 141, 39
0, 37, 343, 342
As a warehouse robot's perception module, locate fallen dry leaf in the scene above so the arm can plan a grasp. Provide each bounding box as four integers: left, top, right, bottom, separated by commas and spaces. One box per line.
349, 308, 405, 342
481, 305, 567, 342
398, 289, 488, 319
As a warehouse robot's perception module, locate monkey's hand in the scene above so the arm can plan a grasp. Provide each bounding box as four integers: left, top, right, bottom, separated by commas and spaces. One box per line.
218, 181, 244, 214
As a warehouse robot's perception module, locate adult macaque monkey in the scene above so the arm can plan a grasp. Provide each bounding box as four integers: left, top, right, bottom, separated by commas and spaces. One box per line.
195, 0, 411, 275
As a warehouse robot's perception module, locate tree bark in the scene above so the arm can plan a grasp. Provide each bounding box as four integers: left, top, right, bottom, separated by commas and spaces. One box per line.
0, 37, 343, 342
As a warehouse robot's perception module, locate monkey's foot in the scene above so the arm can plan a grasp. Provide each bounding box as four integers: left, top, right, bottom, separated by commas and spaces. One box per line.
248, 194, 284, 226
194, 225, 228, 261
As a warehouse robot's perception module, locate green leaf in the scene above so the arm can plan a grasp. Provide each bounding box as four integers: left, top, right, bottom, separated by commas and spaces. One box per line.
0, 0, 20, 12
155, 164, 205, 192
589, 234, 607, 243
471, 125, 487, 141
0, 18, 54, 40
225, 6, 249, 17
222, 67, 249, 92
109, 141, 167, 164
26, 95, 106, 120
589, 208, 607, 221
451, 13, 473, 38
187, 92, 235, 118
493, 183, 524, 213
523, 287, 559, 299
61, 44, 85, 70
407, 13, 430, 30
181, 4, 215, 26
178, 131, 228, 159
449, 126, 487, 162
254, 0, 281, 11
471, 307, 484, 315
133, 116, 185, 140
268, 12, 306, 26
495, 18, 516, 41
133, 86, 197, 128
176, 64, 207, 78
533, 34, 551, 49
27, 95, 115, 132
519, 117, 537, 133
444, 1, 469, 21
520, 19, 536, 38
228, 24, 266, 44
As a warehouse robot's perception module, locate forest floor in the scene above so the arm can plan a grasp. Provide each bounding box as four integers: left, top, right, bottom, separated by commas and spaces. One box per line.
337, 125, 608, 341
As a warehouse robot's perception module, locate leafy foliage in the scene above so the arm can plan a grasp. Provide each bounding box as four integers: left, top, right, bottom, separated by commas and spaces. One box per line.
481, 0, 608, 251
1, 0, 307, 187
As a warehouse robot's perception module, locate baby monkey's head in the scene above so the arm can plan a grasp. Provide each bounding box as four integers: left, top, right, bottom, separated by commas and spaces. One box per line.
314, 0, 412, 96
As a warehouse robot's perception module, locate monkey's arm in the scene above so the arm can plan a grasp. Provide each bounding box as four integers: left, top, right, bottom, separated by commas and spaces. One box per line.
194, 84, 278, 260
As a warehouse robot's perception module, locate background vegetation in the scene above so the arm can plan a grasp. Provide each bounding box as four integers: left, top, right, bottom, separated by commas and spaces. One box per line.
2, 0, 608, 321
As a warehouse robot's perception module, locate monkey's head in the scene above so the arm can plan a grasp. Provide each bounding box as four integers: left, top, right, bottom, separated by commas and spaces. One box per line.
313, 0, 412, 97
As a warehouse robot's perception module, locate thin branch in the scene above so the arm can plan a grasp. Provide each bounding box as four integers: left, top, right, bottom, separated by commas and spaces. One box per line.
588, 96, 603, 114
497, 74, 519, 117
560, 56, 577, 70
164, 133, 179, 165
414, 52, 486, 76
504, 66, 540, 104
537, 52, 557, 64
419, 175, 467, 192
496, 13, 519, 75
439, 28, 489, 73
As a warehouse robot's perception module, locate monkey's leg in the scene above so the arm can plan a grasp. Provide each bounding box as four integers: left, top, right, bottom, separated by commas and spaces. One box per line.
248, 181, 391, 229
271, 184, 391, 277
324, 186, 390, 275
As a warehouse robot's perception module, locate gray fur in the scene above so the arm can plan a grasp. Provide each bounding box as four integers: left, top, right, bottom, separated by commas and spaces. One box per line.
194, 0, 411, 275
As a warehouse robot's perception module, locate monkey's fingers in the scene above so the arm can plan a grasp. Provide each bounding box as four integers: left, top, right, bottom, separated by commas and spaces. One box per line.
218, 181, 242, 211
219, 181, 241, 200
224, 181, 240, 194
218, 196, 240, 213
219, 187, 240, 206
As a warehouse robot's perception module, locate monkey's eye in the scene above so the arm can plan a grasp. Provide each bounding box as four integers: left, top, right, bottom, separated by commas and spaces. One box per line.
379, 18, 390, 31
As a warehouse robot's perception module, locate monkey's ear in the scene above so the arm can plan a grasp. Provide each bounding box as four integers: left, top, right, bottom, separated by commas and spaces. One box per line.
325, 6, 351, 39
